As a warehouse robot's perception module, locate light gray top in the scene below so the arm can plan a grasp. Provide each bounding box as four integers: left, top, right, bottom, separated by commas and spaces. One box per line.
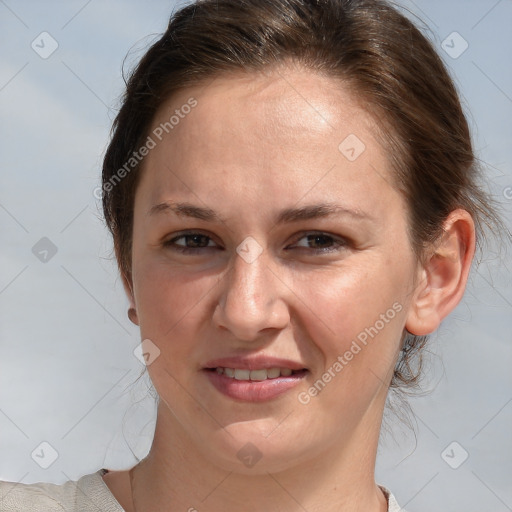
0, 469, 406, 511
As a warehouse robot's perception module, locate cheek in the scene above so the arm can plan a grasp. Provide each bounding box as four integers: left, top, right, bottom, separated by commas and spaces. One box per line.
294, 257, 410, 402
132, 255, 219, 345
132, 261, 220, 400
296, 257, 409, 344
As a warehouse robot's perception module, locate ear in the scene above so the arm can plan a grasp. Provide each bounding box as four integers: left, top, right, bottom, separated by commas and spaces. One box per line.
121, 269, 139, 326
405, 209, 476, 336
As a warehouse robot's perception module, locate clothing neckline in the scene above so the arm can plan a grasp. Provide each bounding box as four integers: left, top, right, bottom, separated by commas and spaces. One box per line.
96, 468, 403, 512
87, 469, 125, 511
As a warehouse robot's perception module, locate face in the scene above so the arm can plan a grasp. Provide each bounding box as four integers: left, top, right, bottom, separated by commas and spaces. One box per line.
129, 65, 420, 473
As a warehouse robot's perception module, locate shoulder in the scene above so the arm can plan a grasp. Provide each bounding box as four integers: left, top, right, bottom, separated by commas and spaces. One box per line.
380, 485, 407, 512
0, 478, 65, 511
0, 469, 124, 512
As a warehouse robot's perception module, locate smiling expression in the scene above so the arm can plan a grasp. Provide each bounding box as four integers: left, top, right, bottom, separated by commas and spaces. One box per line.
128, 65, 420, 473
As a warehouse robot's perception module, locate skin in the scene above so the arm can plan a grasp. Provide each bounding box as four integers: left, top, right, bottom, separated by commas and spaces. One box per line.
102, 64, 475, 512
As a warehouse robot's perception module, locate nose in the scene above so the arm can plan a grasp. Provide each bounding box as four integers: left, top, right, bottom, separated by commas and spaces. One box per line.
212, 247, 290, 342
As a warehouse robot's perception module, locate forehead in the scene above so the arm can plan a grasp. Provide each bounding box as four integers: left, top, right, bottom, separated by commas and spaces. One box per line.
136, 65, 399, 218
157, 66, 380, 148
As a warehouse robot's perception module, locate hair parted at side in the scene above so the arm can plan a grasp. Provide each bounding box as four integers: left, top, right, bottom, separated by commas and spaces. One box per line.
102, 0, 502, 391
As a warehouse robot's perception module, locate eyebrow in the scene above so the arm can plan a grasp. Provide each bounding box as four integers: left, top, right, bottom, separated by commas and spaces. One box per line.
149, 201, 221, 221
148, 201, 372, 224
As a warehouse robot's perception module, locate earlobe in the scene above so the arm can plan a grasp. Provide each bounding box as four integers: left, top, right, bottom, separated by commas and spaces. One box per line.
405, 209, 476, 336
121, 271, 140, 326
128, 307, 139, 325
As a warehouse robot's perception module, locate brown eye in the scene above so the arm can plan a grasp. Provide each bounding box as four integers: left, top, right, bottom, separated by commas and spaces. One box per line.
305, 234, 335, 249
289, 232, 348, 253
164, 232, 219, 253
177, 234, 212, 248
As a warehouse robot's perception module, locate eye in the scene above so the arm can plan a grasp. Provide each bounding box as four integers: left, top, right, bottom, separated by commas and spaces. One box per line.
288, 232, 348, 253
163, 230, 348, 255
163, 232, 220, 253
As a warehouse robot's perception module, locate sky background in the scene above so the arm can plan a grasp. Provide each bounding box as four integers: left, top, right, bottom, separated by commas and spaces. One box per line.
0, 1, 511, 511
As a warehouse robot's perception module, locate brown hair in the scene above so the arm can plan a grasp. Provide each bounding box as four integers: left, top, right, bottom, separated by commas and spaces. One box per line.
102, 0, 501, 390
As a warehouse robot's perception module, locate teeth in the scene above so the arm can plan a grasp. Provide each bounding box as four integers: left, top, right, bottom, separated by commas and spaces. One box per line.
266, 368, 281, 379
249, 369, 268, 381
234, 369, 251, 380
215, 367, 299, 381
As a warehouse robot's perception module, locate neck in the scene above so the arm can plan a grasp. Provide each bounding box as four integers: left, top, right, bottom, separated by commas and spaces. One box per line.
129, 401, 388, 512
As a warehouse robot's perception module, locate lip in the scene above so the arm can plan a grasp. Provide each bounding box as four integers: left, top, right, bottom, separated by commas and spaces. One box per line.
203, 356, 306, 371
202, 356, 308, 402
204, 370, 307, 402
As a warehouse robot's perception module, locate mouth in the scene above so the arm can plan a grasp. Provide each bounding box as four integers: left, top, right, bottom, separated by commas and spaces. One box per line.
203, 363, 308, 402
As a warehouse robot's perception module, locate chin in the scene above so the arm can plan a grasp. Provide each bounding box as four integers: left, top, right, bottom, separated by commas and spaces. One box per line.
200, 422, 317, 475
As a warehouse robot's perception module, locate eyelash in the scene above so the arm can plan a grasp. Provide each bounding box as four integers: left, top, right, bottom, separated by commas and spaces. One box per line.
163, 231, 349, 255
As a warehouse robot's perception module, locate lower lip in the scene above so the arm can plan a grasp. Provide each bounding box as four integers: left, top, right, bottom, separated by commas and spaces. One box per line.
204, 370, 307, 402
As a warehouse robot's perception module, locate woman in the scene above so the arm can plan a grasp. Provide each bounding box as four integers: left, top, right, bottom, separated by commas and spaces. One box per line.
0, 0, 503, 510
